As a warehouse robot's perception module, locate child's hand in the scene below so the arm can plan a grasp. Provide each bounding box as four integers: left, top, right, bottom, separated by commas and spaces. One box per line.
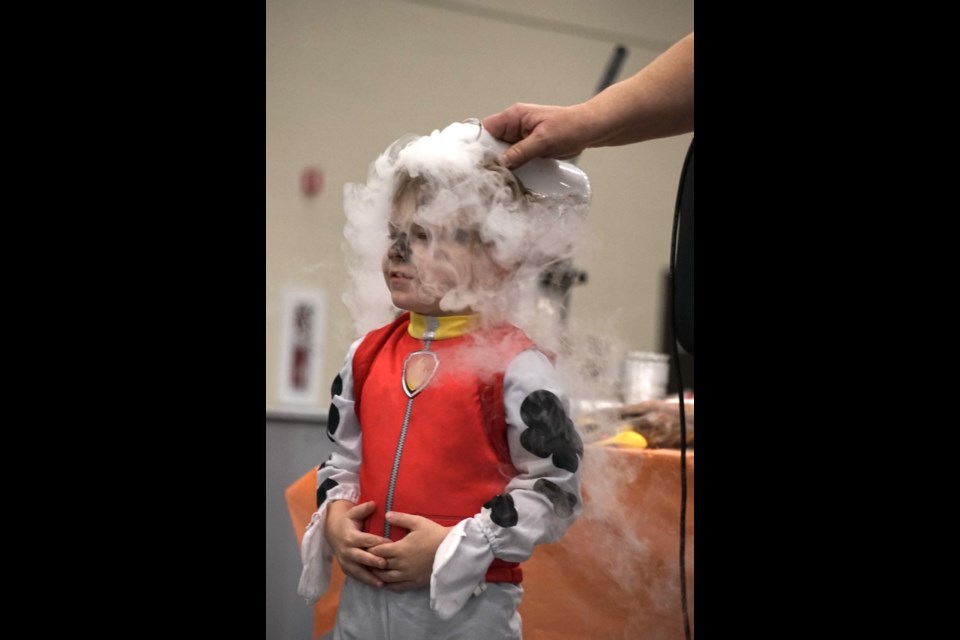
368, 512, 453, 591
325, 500, 391, 588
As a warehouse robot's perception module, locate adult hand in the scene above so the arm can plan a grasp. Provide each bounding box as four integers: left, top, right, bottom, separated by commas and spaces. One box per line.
482, 103, 592, 169
483, 33, 694, 170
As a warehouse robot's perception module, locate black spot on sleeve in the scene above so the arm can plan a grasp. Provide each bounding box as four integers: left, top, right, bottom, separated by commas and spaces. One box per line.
327, 404, 340, 441
316, 478, 339, 508
534, 479, 578, 518
483, 494, 518, 528
519, 390, 583, 472
327, 374, 343, 441
331, 374, 343, 398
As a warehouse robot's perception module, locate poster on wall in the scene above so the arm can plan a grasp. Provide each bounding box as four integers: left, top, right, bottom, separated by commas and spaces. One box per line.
276, 288, 327, 409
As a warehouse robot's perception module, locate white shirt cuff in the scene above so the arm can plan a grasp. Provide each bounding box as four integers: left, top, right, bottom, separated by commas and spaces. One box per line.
429, 518, 495, 620
297, 488, 358, 604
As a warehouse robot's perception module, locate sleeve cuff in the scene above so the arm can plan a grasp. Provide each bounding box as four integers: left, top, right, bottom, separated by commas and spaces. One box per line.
429, 518, 495, 620
296, 488, 359, 605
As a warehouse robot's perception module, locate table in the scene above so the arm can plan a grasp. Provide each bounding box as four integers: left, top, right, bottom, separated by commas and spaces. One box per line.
285, 446, 694, 639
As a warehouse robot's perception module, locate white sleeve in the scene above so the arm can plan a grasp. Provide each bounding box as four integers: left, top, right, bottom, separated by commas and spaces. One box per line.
297, 338, 364, 604
430, 349, 583, 619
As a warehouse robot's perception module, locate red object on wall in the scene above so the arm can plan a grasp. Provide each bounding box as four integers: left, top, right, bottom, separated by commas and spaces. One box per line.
300, 166, 324, 197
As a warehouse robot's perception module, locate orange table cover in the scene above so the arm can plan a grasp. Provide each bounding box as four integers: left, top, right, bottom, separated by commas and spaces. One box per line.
285, 446, 694, 639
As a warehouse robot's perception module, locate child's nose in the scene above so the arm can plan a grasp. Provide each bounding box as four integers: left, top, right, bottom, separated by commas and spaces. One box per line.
388, 233, 410, 262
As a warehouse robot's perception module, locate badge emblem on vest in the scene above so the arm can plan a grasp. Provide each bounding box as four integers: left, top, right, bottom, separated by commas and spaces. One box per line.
402, 350, 439, 398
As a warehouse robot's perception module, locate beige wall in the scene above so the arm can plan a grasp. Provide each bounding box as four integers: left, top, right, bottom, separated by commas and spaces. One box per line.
266, 0, 693, 412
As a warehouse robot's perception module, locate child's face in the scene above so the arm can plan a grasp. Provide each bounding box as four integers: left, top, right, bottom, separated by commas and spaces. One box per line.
382, 190, 489, 316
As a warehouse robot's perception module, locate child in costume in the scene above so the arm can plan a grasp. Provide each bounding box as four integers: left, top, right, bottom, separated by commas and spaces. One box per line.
298, 121, 588, 640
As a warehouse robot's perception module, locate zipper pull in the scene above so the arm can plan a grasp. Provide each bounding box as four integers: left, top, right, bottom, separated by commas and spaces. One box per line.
424, 316, 439, 341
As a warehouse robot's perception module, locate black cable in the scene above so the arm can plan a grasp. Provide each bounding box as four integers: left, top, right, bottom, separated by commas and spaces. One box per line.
670, 295, 691, 640
669, 140, 694, 640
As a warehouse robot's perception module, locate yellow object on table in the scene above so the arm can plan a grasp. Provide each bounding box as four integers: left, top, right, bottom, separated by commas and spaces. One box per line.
595, 428, 648, 448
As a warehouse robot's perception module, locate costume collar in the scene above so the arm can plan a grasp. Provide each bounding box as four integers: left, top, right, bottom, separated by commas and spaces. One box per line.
408, 312, 479, 340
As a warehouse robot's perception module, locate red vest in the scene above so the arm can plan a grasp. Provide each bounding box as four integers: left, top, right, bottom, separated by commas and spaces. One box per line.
353, 312, 533, 584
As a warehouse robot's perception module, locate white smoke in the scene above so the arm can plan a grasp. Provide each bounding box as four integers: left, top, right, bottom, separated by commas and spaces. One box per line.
341, 120, 589, 337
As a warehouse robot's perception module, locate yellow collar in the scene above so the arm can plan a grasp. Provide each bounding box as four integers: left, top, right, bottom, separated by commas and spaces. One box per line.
408, 312, 479, 340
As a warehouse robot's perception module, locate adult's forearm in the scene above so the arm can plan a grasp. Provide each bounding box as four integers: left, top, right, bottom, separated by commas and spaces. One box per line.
581, 33, 694, 147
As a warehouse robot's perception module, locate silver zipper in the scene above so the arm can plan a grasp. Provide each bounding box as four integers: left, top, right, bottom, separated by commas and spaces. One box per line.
384, 317, 437, 537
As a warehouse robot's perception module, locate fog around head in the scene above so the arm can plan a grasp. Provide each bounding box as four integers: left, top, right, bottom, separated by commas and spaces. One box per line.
342, 120, 590, 337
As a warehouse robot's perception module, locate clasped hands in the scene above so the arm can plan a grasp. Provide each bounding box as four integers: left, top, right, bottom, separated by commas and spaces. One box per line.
325, 500, 453, 591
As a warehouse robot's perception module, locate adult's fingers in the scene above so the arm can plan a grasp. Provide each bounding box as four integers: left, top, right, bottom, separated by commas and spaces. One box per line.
482, 104, 527, 141
499, 138, 544, 169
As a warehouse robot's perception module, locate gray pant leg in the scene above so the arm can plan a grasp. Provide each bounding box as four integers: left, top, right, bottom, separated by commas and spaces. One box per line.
334, 577, 523, 640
